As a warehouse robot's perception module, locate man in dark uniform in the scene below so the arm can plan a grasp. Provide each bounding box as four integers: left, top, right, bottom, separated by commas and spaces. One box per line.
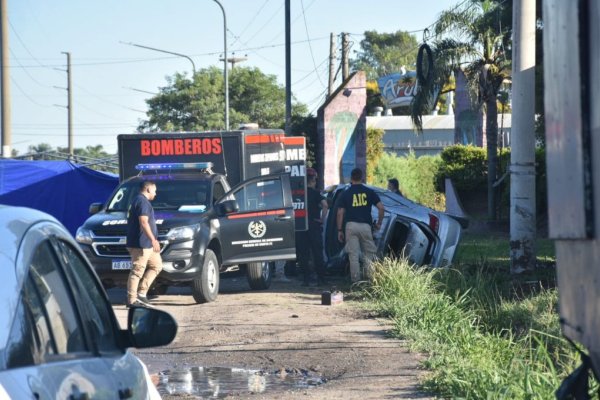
297, 167, 329, 286
336, 168, 385, 283
126, 180, 163, 307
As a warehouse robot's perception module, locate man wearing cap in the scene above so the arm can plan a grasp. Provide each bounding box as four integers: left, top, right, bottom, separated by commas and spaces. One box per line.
336, 167, 385, 283
297, 167, 329, 286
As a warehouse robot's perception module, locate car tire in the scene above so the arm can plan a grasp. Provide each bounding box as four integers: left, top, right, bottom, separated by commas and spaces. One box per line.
192, 249, 220, 303
246, 261, 273, 290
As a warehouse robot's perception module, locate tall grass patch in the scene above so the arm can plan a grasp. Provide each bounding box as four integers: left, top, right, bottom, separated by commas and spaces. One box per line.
364, 258, 579, 399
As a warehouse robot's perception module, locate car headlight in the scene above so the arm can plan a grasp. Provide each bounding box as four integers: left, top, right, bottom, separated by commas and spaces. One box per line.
75, 227, 93, 244
167, 225, 197, 241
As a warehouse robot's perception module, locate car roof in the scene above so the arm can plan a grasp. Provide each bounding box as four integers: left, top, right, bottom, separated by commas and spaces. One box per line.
0, 205, 64, 349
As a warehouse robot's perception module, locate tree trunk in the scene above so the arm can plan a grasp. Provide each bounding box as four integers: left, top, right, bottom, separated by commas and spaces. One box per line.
486, 95, 499, 221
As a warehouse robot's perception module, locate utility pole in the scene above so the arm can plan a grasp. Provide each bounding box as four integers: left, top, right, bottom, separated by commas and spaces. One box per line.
212, 0, 229, 130
1, 0, 11, 158
62, 52, 73, 157
510, 0, 536, 273
221, 55, 247, 69
341, 32, 349, 80
328, 33, 336, 97
284, 0, 291, 135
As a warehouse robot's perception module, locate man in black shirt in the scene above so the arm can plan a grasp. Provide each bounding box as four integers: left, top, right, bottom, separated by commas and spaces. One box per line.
126, 180, 163, 307
297, 168, 329, 286
336, 168, 385, 283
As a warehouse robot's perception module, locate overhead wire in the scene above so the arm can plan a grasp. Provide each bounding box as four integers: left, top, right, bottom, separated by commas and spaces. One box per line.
229, 0, 271, 48
299, 0, 326, 89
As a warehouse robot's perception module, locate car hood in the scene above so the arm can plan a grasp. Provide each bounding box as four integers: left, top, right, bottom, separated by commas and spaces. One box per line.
81, 209, 211, 233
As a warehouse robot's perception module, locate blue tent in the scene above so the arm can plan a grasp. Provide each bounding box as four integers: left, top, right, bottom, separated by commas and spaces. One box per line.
0, 160, 119, 235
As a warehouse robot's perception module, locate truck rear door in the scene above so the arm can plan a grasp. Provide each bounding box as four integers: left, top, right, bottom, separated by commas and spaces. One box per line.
217, 173, 296, 265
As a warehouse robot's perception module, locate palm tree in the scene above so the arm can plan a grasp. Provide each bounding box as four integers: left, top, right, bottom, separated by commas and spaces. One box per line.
411, 0, 511, 220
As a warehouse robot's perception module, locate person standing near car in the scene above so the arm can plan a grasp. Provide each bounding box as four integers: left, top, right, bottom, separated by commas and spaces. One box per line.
387, 177, 403, 196
298, 168, 329, 286
126, 180, 162, 307
336, 168, 385, 283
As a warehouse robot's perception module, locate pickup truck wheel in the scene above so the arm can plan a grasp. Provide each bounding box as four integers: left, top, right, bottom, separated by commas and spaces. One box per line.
246, 261, 273, 290
192, 249, 220, 303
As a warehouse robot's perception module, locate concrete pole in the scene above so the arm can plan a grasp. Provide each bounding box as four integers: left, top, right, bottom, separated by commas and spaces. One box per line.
328, 33, 336, 97
341, 33, 349, 80
212, 0, 229, 130
1, 0, 11, 158
62, 52, 73, 156
510, 0, 536, 273
284, 0, 291, 135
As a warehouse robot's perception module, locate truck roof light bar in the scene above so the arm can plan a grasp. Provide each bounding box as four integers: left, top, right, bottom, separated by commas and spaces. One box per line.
135, 162, 214, 173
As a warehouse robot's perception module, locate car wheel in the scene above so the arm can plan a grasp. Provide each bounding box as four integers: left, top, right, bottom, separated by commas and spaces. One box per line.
192, 249, 220, 303
246, 261, 273, 290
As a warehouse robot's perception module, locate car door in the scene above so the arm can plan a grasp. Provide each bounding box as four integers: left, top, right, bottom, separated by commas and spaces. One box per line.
217, 173, 296, 265
52, 237, 158, 399
4, 222, 116, 399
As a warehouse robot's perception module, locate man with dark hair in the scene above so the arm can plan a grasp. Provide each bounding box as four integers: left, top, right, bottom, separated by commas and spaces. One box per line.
336, 168, 385, 282
126, 180, 162, 307
387, 178, 403, 196
297, 167, 329, 286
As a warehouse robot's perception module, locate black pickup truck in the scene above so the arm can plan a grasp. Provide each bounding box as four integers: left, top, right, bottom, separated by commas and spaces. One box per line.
76, 130, 307, 303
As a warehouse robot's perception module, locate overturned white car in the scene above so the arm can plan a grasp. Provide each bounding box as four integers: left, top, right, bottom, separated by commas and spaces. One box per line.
323, 184, 466, 271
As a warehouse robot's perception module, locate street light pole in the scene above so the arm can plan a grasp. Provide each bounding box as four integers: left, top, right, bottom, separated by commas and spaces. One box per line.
120, 41, 196, 74
212, 0, 229, 131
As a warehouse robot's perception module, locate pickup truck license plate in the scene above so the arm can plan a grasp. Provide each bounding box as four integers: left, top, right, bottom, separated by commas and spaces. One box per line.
112, 260, 132, 270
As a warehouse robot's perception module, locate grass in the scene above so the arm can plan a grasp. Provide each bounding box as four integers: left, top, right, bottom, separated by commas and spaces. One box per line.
358, 237, 590, 399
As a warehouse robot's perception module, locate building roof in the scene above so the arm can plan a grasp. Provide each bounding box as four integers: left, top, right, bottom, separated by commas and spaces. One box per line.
367, 114, 512, 130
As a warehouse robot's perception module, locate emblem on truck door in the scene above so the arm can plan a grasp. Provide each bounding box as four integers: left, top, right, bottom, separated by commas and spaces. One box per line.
248, 221, 267, 238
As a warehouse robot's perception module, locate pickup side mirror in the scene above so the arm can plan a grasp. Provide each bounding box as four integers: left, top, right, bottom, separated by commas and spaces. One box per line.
216, 199, 239, 216
89, 202, 103, 215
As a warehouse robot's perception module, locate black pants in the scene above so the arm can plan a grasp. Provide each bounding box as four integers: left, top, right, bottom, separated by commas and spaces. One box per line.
296, 222, 326, 282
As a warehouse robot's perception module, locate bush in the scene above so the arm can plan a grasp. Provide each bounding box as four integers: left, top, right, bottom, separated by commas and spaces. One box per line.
435, 145, 487, 192
372, 152, 445, 210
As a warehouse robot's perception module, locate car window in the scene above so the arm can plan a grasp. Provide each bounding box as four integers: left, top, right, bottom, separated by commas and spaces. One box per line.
4, 276, 55, 369
213, 180, 226, 204
55, 239, 121, 354
232, 178, 283, 212
28, 241, 87, 355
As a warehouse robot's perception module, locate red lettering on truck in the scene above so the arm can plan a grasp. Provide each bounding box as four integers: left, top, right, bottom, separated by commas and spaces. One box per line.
140, 138, 223, 156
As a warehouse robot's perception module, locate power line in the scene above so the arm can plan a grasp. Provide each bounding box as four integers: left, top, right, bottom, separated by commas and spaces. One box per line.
10, 77, 52, 108
229, 0, 271, 48
299, 0, 325, 89
10, 36, 330, 69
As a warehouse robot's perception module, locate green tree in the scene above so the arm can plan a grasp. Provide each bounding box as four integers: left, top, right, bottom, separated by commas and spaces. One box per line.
57, 144, 111, 159
352, 30, 420, 81
411, 0, 512, 220
353, 31, 420, 115
139, 66, 308, 132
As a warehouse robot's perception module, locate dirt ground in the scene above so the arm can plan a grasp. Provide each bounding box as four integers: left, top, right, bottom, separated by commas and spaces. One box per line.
112, 271, 434, 399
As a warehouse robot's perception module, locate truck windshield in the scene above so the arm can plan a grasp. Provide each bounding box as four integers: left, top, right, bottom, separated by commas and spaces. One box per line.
106, 180, 211, 211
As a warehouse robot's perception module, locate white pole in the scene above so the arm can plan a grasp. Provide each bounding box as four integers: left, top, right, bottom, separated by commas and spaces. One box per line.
510, 0, 537, 273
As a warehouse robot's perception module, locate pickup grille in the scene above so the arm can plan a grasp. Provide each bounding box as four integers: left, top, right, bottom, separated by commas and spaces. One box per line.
92, 242, 166, 257
93, 228, 170, 236
96, 244, 129, 256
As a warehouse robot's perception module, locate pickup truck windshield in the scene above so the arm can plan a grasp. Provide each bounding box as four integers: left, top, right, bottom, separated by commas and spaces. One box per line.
107, 180, 211, 211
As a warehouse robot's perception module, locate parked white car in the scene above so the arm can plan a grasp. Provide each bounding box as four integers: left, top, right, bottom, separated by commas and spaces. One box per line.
323, 184, 466, 270
0, 205, 176, 399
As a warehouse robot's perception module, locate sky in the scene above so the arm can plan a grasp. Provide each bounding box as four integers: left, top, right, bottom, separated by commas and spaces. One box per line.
8, 0, 458, 155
